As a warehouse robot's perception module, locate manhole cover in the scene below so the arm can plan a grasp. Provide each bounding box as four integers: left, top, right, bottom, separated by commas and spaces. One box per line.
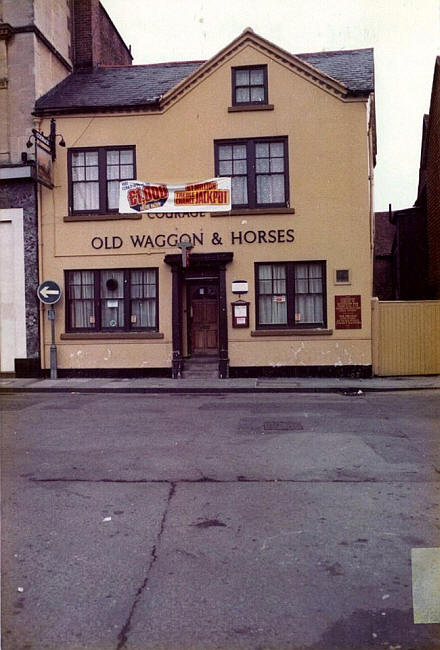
263, 420, 304, 431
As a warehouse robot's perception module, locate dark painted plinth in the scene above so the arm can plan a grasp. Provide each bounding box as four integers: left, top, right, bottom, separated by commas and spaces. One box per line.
229, 365, 373, 379
40, 367, 173, 379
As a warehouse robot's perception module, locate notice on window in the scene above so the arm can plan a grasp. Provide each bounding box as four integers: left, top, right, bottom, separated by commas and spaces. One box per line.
119, 178, 231, 213
335, 295, 362, 329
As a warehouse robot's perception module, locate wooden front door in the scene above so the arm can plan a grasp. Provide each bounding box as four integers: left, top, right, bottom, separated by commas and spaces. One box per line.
190, 285, 218, 353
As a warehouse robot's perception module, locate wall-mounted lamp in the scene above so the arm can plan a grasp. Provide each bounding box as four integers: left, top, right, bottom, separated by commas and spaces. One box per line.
25, 119, 66, 161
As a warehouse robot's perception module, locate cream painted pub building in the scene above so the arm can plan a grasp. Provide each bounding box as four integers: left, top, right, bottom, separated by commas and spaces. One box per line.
34, 29, 376, 378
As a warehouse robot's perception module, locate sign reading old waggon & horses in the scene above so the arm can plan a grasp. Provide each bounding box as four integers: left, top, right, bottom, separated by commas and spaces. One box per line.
119, 178, 231, 213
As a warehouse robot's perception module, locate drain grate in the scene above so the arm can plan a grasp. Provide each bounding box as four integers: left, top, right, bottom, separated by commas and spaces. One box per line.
263, 420, 304, 431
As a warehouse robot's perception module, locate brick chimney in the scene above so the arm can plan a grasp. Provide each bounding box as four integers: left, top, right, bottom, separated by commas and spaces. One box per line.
72, 0, 132, 71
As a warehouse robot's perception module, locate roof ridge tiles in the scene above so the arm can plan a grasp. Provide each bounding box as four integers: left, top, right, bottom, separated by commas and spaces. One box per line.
297, 46, 373, 57
96, 47, 374, 71
98, 60, 206, 69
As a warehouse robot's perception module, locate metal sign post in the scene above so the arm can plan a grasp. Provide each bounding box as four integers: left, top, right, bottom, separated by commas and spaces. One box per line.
47, 308, 57, 379
176, 241, 193, 268
37, 280, 62, 380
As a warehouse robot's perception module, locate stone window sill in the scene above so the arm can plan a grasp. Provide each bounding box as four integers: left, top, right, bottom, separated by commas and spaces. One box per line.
212, 207, 295, 218
228, 104, 274, 112
64, 213, 141, 222
61, 332, 164, 340
251, 329, 333, 337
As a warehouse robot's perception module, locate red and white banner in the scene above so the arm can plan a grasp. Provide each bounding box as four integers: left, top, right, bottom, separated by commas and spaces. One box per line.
119, 178, 231, 213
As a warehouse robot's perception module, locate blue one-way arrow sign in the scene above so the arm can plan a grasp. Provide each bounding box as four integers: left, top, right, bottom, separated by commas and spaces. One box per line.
37, 280, 62, 305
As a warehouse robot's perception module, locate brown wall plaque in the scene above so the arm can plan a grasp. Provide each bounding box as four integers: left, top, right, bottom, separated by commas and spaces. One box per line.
335, 295, 362, 329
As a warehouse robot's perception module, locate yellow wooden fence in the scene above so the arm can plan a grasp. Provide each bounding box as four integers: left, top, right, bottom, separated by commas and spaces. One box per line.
372, 299, 440, 376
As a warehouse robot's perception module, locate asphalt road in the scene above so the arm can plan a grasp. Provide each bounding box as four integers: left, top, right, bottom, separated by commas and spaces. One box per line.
1, 390, 439, 650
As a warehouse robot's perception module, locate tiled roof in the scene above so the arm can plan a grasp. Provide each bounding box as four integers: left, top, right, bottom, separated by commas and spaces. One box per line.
35, 47, 374, 114
296, 48, 374, 95
35, 61, 204, 112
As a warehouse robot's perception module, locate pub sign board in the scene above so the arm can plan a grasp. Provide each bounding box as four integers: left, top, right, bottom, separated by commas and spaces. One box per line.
335, 295, 362, 329
119, 178, 231, 213
36, 142, 54, 188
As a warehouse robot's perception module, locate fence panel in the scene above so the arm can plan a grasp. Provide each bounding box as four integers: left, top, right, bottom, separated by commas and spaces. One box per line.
372, 299, 440, 376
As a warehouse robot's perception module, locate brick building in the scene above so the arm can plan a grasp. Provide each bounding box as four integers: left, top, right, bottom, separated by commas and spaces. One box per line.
373, 210, 395, 300
376, 56, 440, 301
419, 56, 440, 298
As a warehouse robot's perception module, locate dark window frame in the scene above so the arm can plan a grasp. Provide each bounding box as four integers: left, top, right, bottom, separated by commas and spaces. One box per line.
65, 268, 159, 333
232, 65, 268, 106
215, 136, 289, 209
67, 145, 136, 215
255, 261, 327, 329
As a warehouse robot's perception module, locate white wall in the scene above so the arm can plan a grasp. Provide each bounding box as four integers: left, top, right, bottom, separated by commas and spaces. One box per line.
0, 208, 27, 372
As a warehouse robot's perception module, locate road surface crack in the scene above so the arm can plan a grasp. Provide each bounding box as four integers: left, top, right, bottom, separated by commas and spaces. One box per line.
116, 482, 176, 650
30, 476, 439, 484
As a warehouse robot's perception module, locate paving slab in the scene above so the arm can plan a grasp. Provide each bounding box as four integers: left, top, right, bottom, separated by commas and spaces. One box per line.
412, 548, 440, 624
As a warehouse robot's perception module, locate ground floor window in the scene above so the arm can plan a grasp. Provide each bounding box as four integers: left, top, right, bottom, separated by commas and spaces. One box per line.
65, 268, 158, 332
255, 261, 326, 328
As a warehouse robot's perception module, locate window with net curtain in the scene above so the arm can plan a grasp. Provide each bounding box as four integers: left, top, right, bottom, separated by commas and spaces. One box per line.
233, 66, 267, 105
258, 264, 288, 325
66, 269, 157, 331
216, 137, 288, 209
256, 262, 325, 328
70, 147, 134, 214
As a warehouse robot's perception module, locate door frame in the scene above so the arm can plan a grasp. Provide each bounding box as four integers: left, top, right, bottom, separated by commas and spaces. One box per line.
164, 252, 233, 378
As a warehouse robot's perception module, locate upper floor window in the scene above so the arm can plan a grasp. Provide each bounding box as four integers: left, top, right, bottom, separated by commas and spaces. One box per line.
232, 65, 268, 105
68, 146, 135, 214
65, 268, 158, 332
215, 137, 289, 209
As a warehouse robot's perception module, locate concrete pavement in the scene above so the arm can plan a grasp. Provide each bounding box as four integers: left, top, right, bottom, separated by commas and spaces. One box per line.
2, 390, 440, 650
0, 374, 439, 394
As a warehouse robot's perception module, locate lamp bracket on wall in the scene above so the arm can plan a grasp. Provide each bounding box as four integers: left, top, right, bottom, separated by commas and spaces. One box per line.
26, 118, 65, 161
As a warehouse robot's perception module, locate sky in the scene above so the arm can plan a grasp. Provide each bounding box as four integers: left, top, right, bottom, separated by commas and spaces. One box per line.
101, 0, 440, 212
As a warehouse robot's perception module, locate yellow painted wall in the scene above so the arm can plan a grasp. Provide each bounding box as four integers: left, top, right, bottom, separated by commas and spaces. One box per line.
39, 43, 373, 372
